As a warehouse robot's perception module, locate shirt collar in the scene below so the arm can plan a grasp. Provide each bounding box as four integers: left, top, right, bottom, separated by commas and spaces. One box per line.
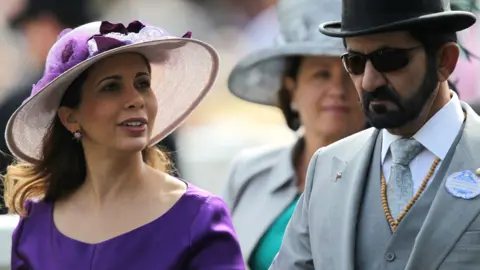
382, 91, 464, 162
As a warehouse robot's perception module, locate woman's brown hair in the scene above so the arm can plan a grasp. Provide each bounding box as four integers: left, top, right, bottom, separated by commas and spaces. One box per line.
278, 56, 302, 131
3, 58, 171, 216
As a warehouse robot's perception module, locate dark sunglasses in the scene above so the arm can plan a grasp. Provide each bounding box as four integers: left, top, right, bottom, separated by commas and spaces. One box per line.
341, 46, 421, 75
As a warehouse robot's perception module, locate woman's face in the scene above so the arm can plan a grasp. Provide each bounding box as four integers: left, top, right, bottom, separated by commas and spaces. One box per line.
286, 56, 366, 140
60, 53, 158, 154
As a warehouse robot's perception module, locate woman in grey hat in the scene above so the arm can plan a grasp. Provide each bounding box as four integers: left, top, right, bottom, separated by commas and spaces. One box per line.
222, 0, 366, 268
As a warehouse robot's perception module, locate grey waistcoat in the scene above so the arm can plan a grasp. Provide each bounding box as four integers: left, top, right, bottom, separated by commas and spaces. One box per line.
355, 123, 465, 270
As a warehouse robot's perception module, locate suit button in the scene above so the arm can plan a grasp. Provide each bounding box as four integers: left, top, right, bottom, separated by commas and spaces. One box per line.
385, 252, 396, 262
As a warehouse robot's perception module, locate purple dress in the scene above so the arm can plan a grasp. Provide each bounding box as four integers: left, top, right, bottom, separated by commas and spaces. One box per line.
11, 183, 246, 270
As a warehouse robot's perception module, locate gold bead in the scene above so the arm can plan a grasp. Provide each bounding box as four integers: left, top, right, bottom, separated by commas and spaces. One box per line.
380, 157, 440, 231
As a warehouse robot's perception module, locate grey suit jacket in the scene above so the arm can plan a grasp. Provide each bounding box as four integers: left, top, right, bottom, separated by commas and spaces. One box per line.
223, 142, 300, 263
270, 102, 480, 270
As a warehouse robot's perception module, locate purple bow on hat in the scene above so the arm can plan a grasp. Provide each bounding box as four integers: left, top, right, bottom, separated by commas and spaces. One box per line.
88, 21, 147, 57
100, 20, 146, 35
30, 20, 192, 98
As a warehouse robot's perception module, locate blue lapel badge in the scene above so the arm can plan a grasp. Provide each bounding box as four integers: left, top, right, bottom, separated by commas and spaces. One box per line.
445, 170, 480, 200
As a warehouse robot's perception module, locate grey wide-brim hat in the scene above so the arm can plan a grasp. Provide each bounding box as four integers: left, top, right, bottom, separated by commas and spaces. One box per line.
228, 0, 345, 107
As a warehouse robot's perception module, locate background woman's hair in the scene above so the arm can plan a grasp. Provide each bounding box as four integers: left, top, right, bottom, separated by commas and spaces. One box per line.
278, 56, 302, 131
2, 56, 171, 216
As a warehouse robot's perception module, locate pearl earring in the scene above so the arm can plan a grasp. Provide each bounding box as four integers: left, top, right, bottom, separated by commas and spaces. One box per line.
72, 130, 83, 141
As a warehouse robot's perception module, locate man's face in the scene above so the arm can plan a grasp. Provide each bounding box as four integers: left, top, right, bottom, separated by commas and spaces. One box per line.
344, 31, 439, 129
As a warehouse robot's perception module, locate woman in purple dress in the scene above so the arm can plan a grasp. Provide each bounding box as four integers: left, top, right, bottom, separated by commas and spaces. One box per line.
3, 20, 245, 270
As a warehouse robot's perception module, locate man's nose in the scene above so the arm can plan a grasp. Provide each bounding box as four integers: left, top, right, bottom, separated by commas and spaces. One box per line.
361, 61, 386, 92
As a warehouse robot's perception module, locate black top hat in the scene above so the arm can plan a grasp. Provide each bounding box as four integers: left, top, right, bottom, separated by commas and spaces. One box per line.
319, 0, 476, 37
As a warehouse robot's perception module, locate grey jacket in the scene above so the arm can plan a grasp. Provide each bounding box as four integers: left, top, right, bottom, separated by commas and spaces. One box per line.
270, 102, 480, 270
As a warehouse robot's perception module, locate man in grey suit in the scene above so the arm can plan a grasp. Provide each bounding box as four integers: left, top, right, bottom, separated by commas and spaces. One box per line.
269, 0, 480, 269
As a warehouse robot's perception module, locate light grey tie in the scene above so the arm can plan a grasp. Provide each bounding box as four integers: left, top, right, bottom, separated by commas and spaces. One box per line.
387, 138, 424, 220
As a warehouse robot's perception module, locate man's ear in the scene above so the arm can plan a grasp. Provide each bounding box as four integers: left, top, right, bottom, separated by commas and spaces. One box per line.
57, 107, 79, 133
436, 42, 460, 82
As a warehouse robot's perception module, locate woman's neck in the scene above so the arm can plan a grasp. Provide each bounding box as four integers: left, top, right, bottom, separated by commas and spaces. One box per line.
79, 146, 147, 206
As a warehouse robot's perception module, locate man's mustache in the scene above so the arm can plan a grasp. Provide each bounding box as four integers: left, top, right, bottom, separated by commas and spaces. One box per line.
362, 86, 403, 109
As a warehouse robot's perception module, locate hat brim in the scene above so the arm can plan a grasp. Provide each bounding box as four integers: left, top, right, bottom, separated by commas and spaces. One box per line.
319, 11, 476, 37
6, 38, 219, 163
228, 43, 345, 107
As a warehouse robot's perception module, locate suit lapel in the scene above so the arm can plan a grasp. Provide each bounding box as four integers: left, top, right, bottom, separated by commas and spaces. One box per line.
322, 129, 380, 270
233, 145, 298, 260
407, 104, 480, 270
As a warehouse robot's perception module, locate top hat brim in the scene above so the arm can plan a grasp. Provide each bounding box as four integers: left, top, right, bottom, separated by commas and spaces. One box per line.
319, 11, 476, 37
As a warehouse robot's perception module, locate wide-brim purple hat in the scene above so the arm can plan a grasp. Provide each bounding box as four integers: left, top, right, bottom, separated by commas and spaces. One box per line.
5, 20, 220, 163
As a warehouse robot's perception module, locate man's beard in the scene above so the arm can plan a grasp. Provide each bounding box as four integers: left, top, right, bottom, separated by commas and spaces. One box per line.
361, 59, 439, 129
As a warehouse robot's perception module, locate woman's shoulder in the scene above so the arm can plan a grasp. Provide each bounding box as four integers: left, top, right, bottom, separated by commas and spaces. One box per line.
177, 182, 231, 220
233, 144, 293, 169
177, 183, 245, 269
21, 198, 52, 219
182, 183, 235, 230
11, 199, 52, 251
228, 144, 293, 181
224, 144, 294, 199
181, 183, 226, 211
13, 199, 52, 235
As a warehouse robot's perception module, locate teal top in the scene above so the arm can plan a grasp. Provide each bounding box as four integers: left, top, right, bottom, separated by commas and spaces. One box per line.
249, 194, 301, 270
